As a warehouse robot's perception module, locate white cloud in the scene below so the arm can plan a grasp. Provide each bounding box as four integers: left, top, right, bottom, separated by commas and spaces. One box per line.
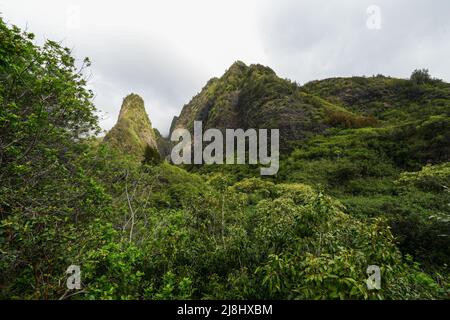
1, 0, 449, 135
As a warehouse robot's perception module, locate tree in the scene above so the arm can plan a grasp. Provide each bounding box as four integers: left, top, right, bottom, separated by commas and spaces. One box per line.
0, 17, 105, 298
410, 69, 431, 85
142, 144, 161, 165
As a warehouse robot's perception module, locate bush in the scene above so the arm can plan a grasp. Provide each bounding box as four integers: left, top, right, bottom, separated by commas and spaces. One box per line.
410, 69, 432, 85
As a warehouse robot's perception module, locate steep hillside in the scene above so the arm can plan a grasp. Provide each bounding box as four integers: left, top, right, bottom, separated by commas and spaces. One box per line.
173, 62, 325, 149
303, 74, 450, 126
174, 64, 450, 272
175, 64, 449, 170
154, 128, 171, 160
279, 74, 450, 271
172, 62, 391, 150
103, 94, 159, 159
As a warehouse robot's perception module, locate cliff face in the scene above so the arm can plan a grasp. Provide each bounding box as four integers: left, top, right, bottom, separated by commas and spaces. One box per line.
103, 94, 159, 159
170, 61, 334, 150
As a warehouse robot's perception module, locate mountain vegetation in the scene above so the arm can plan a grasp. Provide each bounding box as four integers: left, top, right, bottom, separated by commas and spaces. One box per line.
0, 18, 448, 299
103, 94, 159, 160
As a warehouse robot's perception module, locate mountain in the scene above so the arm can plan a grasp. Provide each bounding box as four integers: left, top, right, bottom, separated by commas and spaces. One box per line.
153, 128, 172, 160
171, 61, 382, 150
170, 63, 450, 271
300, 74, 450, 166
103, 93, 159, 159
172, 62, 449, 161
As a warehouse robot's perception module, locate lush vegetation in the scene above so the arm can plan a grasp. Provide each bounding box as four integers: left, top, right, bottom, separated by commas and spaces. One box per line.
103, 94, 158, 159
280, 75, 450, 277
0, 19, 448, 300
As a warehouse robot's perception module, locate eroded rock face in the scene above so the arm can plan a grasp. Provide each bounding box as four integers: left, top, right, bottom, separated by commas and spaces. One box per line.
103, 93, 159, 159
170, 61, 330, 151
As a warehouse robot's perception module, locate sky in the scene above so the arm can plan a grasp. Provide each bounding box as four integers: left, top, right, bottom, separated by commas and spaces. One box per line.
1, 0, 449, 136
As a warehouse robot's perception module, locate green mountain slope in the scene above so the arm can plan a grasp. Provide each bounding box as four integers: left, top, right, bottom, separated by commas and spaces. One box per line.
172, 61, 377, 150
173, 63, 450, 273
103, 94, 159, 159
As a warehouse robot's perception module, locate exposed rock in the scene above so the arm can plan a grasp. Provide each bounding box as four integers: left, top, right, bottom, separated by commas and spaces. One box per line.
171, 61, 330, 150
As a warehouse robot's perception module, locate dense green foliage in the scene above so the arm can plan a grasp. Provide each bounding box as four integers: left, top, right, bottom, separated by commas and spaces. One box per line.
0, 19, 448, 300
280, 75, 450, 277
175, 63, 450, 296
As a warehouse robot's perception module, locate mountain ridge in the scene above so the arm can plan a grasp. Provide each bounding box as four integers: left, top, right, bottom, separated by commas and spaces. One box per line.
171, 61, 389, 151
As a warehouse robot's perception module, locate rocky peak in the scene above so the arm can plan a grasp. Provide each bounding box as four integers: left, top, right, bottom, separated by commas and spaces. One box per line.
118, 93, 146, 120
103, 93, 159, 159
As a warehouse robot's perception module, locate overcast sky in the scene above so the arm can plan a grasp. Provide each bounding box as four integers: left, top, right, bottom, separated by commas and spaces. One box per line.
1, 0, 449, 136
